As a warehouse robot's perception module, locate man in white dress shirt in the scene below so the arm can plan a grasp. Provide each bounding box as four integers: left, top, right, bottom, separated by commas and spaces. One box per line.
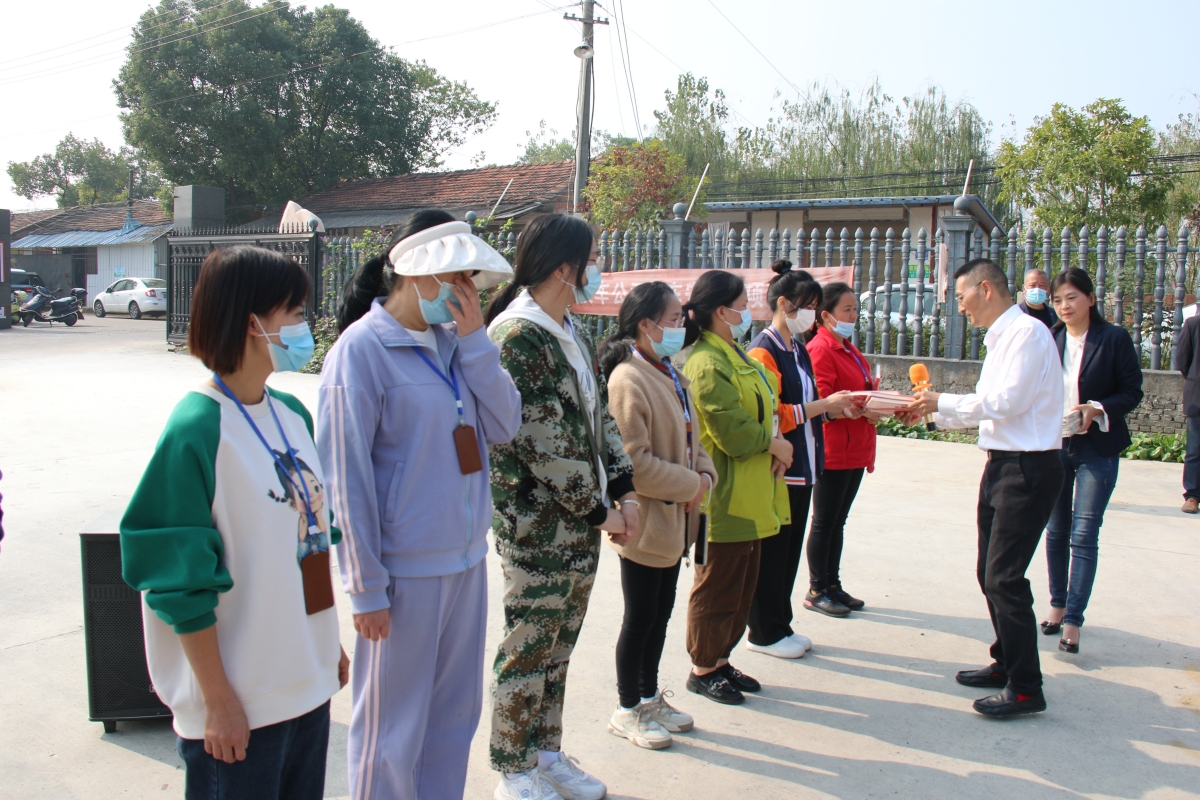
909, 258, 1065, 717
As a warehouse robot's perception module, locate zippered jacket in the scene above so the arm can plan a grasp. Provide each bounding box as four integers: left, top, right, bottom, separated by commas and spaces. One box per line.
749, 325, 826, 486
683, 330, 790, 542
120, 386, 341, 738
318, 300, 522, 615
488, 315, 635, 573
807, 326, 876, 471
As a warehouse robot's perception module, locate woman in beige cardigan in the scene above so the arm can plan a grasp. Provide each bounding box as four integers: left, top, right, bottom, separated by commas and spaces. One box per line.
598, 281, 718, 752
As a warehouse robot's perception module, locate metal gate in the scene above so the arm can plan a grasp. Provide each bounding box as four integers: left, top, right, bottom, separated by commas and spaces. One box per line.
166, 227, 321, 345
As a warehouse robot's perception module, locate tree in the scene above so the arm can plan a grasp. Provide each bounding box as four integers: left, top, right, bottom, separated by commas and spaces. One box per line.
996, 98, 1173, 232
114, 1, 496, 212
653, 74, 732, 180
581, 140, 703, 230
7, 133, 163, 207
1159, 109, 1200, 227
518, 121, 576, 164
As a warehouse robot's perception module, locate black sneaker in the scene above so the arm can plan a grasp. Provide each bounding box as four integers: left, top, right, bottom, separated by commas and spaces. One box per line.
830, 584, 865, 611
686, 670, 744, 705
804, 589, 850, 617
719, 663, 761, 693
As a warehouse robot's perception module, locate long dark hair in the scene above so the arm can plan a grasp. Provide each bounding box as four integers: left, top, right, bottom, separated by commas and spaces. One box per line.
767, 260, 822, 312
1051, 267, 1105, 329
336, 209, 456, 332
682, 269, 745, 347
597, 281, 676, 378
484, 214, 594, 326
818, 281, 855, 327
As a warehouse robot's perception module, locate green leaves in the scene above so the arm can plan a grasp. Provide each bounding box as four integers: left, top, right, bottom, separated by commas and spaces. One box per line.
581, 140, 702, 231
114, 1, 495, 213
6, 133, 163, 207
996, 98, 1173, 232
1122, 432, 1185, 462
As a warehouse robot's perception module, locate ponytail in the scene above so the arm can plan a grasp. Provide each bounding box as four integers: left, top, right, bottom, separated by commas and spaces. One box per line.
597, 280, 674, 378
335, 208, 457, 333
336, 253, 392, 333
484, 281, 522, 327
484, 213, 594, 326
682, 269, 745, 347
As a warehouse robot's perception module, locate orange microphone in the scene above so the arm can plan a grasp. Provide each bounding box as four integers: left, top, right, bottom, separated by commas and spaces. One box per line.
909, 363, 937, 431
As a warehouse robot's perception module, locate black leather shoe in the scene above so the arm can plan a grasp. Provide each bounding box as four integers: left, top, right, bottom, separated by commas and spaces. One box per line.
687, 670, 744, 705
1059, 638, 1079, 654
972, 687, 1046, 717
804, 590, 850, 617
830, 584, 865, 611
955, 664, 1008, 689
720, 663, 761, 693
1040, 620, 1062, 636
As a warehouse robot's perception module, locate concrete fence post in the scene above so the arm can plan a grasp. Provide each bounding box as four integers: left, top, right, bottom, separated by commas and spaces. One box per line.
939, 196, 974, 360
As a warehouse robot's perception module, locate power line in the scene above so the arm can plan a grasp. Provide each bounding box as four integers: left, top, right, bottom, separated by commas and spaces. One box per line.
0, 0, 244, 72
610, 0, 643, 140
703, 0, 802, 97
0, 3, 288, 87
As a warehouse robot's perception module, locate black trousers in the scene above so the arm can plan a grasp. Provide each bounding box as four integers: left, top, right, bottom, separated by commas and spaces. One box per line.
616, 556, 681, 708
807, 467, 865, 591
748, 484, 814, 646
976, 450, 1065, 695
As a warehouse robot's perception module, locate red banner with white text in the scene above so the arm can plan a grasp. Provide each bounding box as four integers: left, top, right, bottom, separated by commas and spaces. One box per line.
572, 266, 854, 319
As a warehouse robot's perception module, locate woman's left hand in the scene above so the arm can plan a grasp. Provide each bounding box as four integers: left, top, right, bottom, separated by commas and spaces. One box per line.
446, 272, 485, 336
338, 647, 350, 688
1071, 403, 1103, 430
771, 456, 787, 479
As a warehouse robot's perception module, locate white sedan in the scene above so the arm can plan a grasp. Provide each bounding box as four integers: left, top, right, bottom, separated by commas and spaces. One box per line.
93, 278, 167, 319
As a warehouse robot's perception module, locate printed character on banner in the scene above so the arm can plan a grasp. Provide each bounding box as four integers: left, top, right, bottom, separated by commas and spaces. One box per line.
268, 447, 330, 564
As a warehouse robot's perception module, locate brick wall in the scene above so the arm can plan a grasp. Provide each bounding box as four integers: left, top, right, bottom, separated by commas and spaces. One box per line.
864, 354, 1186, 437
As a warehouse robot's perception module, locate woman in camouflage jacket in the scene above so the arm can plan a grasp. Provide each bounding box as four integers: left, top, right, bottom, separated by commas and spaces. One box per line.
484, 214, 638, 800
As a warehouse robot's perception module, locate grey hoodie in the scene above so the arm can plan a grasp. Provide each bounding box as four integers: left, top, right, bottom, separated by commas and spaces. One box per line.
317, 300, 522, 614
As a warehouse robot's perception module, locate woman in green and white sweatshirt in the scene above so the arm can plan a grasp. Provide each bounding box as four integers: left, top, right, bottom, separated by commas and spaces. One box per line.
121, 246, 348, 800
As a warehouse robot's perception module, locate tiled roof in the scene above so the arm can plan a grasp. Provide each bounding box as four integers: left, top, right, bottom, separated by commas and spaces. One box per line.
10, 200, 170, 236
297, 162, 576, 216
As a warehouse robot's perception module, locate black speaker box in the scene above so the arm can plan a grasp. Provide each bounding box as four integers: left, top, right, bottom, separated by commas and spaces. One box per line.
80, 512, 172, 733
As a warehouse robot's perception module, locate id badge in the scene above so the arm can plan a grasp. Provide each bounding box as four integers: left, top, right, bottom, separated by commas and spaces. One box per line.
772, 412, 780, 438
300, 550, 335, 615
453, 424, 483, 474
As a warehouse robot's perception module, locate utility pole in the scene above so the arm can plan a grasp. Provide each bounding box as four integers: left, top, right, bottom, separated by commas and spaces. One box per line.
565, 1, 607, 214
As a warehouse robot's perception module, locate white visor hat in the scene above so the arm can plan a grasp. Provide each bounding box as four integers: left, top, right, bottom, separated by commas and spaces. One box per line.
388, 221, 514, 290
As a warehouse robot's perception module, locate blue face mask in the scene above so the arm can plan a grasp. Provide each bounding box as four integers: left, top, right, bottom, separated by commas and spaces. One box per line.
256, 315, 315, 372
1025, 288, 1048, 306
419, 277, 461, 325
726, 306, 752, 340
564, 263, 602, 304
833, 319, 856, 339
650, 321, 687, 358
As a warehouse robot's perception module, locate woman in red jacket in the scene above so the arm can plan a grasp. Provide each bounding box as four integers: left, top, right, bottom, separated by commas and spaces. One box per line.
805, 282, 880, 617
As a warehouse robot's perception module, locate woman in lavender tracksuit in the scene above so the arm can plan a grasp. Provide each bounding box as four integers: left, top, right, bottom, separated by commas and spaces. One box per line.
317, 210, 522, 800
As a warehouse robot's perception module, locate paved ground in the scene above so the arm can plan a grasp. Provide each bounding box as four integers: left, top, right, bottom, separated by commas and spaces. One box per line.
1, 315, 1198, 799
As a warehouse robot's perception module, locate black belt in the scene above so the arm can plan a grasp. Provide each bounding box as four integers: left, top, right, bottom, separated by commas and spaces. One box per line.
987, 449, 1058, 461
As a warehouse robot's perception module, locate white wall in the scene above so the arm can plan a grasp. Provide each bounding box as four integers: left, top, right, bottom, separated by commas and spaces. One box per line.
92, 243, 159, 300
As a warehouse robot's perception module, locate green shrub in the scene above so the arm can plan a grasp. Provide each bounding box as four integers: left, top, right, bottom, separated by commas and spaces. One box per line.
1122, 432, 1185, 462
874, 417, 978, 444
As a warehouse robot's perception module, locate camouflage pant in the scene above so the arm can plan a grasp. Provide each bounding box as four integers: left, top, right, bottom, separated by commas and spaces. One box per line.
488, 555, 597, 773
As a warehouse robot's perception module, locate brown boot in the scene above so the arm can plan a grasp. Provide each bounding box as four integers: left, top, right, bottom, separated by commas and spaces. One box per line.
1183, 498, 1199, 514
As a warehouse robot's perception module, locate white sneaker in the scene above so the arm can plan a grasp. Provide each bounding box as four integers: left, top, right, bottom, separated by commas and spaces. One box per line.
642, 689, 694, 732
608, 705, 673, 749
745, 636, 808, 659
787, 633, 813, 652
540, 753, 607, 800
495, 769, 563, 800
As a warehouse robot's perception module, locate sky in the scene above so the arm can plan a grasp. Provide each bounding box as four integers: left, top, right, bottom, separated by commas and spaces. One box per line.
1, 0, 1199, 212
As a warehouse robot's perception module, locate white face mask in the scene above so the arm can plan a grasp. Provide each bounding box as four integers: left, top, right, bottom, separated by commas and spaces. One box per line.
786, 308, 816, 336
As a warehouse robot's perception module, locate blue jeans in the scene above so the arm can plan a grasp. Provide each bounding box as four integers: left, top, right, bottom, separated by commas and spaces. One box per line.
177, 700, 330, 800
1184, 415, 1200, 499
1045, 437, 1118, 628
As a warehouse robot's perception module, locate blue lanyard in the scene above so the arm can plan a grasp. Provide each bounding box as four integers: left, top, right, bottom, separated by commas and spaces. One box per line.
212, 375, 319, 533
413, 347, 464, 423
631, 346, 690, 424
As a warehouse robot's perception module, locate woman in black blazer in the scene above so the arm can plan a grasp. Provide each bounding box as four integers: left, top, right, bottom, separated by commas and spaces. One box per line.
1043, 267, 1143, 653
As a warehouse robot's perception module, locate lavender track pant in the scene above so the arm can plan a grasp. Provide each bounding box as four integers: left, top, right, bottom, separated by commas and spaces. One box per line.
348, 559, 488, 800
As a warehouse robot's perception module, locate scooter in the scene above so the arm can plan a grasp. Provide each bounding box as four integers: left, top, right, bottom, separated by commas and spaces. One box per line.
20, 286, 82, 327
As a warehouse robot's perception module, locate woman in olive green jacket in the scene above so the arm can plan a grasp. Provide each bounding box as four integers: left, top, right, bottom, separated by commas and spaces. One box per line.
681, 270, 793, 706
